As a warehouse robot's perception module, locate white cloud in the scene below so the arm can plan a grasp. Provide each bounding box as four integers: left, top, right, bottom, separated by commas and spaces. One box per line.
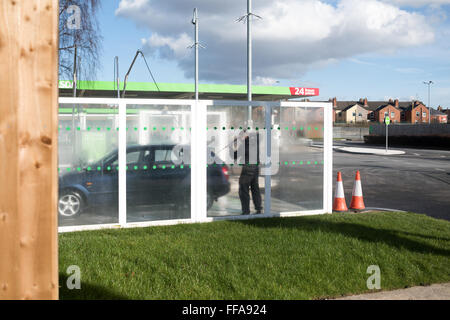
394, 67, 424, 74
141, 33, 192, 59
254, 76, 279, 86
116, 0, 435, 83
349, 58, 376, 66
381, 0, 450, 7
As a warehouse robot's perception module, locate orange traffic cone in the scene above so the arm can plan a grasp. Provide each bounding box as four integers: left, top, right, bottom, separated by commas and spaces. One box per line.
333, 172, 348, 212
350, 171, 365, 210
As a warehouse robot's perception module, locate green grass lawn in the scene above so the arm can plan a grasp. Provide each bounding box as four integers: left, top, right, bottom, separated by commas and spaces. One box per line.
59, 211, 450, 300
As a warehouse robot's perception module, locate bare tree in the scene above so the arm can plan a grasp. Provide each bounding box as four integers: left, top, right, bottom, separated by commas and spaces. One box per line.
59, 0, 102, 80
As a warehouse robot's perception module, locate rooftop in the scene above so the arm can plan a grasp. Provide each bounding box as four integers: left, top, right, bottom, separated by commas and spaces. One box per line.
325, 98, 425, 112
59, 80, 319, 101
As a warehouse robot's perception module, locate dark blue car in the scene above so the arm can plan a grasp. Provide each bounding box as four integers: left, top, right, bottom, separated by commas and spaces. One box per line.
58, 144, 230, 217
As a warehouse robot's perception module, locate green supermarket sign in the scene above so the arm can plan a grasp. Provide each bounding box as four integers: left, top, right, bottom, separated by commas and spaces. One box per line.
385, 116, 390, 125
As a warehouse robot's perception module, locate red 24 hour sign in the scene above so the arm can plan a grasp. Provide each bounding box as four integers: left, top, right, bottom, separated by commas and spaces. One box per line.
289, 87, 319, 96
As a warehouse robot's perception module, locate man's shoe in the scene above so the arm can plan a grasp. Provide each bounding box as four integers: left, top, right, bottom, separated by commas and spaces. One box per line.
256, 210, 262, 214
242, 212, 250, 215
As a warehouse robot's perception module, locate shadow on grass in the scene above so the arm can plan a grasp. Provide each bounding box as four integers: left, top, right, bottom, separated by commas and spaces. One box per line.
59, 274, 127, 300
233, 216, 450, 257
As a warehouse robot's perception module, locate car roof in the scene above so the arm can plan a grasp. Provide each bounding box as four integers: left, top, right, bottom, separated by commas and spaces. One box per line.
127, 144, 189, 150
102, 144, 180, 158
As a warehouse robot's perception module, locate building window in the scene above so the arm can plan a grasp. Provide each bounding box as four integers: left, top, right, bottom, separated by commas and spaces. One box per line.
358, 113, 362, 117
384, 112, 388, 117
423, 112, 427, 117
391, 112, 395, 118
353, 112, 356, 116
416, 111, 420, 117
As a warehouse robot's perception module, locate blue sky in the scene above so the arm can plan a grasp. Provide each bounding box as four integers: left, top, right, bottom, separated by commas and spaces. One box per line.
90, 0, 450, 107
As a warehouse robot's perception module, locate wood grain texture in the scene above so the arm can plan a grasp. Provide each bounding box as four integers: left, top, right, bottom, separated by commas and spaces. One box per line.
0, 0, 59, 300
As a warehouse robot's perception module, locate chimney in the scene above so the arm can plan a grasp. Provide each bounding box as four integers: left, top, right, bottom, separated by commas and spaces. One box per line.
364, 98, 368, 107
394, 99, 399, 108
332, 97, 337, 108
438, 105, 442, 112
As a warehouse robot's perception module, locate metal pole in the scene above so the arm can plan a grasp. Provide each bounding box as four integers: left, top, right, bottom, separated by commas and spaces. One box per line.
386, 122, 388, 152
72, 45, 77, 121
72, 44, 77, 162
115, 56, 120, 135
424, 81, 433, 125
264, 104, 272, 215
193, 8, 199, 101
428, 82, 431, 124
122, 51, 140, 98
247, 0, 252, 123
72, 45, 77, 98
115, 56, 120, 99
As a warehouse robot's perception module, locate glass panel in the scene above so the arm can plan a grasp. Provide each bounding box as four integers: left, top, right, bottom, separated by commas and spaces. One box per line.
206, 105, 264, 217
58, 103, 119, 226
125, 104, 191, 222
271, 106, 324, 212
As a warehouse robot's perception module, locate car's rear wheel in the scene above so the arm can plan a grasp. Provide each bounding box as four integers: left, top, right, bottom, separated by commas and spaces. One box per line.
58, 191, 84, 218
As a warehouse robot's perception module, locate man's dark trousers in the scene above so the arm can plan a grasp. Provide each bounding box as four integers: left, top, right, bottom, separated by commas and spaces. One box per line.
239, 164, 262, 214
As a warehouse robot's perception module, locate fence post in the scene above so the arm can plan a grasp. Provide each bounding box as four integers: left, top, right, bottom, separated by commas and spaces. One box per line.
0, 0, 59, 299
191, 100, 207, 222
324, 103, 334, 213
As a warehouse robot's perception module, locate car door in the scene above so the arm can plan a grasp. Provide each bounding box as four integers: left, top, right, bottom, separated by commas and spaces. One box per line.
108, 148, 144, 206
126, 148, 144, 206
86, 152, 119, 208
138, 146, 189, 206
130, 147, 158, 206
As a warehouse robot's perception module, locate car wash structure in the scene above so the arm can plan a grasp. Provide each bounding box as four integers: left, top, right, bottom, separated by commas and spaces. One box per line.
57, 81, 332, 232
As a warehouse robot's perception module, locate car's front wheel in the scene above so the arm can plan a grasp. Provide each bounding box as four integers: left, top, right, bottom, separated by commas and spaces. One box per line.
58, 191, 84, 218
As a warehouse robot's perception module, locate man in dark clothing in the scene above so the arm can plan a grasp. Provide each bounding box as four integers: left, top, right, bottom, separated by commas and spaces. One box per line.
233, 129, 262, 215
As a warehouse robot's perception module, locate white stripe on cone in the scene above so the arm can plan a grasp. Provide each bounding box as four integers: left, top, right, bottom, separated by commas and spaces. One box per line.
335, 181, 345, 199
352, 179, 363, 197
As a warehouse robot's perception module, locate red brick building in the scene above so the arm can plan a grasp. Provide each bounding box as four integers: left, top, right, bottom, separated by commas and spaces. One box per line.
329, 98, 435, 124
431, 107, 448, 123
437, 106, 450, 124
373, 103, 401, 123
402, 101, 430, 123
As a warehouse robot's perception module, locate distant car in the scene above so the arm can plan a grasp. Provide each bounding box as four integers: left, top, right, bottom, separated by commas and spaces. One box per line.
58, 144, 230, 217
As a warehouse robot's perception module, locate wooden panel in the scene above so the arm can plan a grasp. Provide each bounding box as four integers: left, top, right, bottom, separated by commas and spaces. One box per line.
0, 0, 59, 300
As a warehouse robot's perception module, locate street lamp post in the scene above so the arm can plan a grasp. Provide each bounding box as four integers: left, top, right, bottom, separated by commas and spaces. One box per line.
192, 8, 199, 101
423, 81, 433, 125
238, 0, 261, 124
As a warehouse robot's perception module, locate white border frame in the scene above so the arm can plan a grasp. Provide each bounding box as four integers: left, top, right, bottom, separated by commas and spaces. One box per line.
57, 98, 332, 233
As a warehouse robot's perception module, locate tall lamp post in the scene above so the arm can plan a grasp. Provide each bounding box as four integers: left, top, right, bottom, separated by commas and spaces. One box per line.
238, 0, 261, 124
192, 8, 199, 101
423, 81, 433, 125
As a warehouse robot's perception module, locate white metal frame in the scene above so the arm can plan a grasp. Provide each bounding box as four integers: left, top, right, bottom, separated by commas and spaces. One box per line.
57, 98, 332, 233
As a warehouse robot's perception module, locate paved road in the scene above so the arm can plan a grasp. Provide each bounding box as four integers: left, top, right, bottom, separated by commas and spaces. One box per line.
336, 282, 450, 300
59, 142, 450, 227
334, 142, 450, 221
